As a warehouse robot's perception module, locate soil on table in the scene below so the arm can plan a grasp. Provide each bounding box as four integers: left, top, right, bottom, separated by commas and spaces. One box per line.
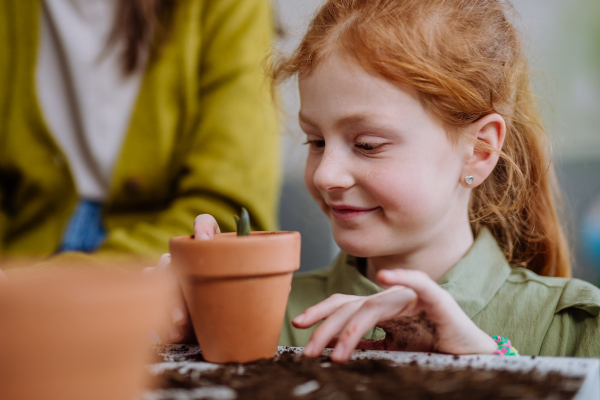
150, 348, 582, 400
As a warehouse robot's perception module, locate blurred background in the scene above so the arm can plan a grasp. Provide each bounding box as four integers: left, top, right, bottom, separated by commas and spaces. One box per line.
274, 0, 600, 282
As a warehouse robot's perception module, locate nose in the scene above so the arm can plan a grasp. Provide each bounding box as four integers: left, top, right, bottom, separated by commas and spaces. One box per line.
311, 146, 354, 192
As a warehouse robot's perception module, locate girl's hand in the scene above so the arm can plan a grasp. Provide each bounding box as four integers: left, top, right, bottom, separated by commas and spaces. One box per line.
143, 253, 194, 343
294, 269, 497, 362
143, 214, 221, 343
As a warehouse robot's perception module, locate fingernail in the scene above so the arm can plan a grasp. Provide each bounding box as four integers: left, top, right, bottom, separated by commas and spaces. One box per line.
332, 342, 345, 359
293, 313, 305, 324
172, 306, 185, 324
379, 270, 394, 280
304, 342, 314, 356
198, 232, 211, 240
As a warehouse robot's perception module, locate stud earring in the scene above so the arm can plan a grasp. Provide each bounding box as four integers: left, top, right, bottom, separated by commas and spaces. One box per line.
465, 176, 474, 185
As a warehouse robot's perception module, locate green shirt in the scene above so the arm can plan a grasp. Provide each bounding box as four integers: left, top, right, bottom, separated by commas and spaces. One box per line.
280, 229, 600, 357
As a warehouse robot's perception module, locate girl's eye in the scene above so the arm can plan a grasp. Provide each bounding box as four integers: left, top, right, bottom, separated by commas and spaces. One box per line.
303, 140, 325, 148
355, 141, 383, 151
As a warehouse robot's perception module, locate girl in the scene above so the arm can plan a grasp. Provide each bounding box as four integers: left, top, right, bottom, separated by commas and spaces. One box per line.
162, 0, 600, 361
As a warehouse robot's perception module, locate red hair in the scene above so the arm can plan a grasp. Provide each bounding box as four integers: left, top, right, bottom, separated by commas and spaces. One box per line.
272, 0, 570, 277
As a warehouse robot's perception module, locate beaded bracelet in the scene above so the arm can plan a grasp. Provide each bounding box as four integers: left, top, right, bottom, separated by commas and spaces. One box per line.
492, 335, 519, 356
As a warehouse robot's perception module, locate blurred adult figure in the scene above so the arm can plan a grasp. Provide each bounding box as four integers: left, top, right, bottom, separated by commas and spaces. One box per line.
0, 0, 280, 261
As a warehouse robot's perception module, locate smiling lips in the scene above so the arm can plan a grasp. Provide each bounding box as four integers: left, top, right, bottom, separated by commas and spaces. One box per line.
329, 205, 380, 220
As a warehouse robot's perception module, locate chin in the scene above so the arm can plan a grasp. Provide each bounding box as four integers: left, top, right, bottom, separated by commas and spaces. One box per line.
333, 232, 380, 258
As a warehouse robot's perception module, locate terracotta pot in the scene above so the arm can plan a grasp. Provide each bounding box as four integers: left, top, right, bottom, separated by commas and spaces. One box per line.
170, 231, 301, 363
0, 268, 170, 400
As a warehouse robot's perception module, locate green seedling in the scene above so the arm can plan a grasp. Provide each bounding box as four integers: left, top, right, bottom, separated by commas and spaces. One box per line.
235, 207, 250, 236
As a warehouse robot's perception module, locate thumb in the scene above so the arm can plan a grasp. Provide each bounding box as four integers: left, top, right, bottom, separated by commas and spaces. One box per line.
193, 214, 221, 240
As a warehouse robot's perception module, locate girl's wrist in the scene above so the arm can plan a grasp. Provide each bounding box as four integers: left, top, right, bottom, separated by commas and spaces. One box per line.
477, 332, 501, 355
455, 328, 498, 355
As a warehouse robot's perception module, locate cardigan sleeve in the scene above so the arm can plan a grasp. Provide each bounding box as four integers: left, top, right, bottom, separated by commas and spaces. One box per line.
0, 3, 10, 254
93, 0, 280, 260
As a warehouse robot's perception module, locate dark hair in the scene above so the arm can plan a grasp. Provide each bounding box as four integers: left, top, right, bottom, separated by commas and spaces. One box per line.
108, 0, 175, 75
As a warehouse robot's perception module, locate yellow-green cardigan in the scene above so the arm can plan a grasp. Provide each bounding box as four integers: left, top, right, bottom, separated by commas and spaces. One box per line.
0, 0, 280, 260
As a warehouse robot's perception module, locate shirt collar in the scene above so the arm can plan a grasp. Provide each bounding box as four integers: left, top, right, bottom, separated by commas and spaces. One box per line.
327, 228, 511, 318
437, 228, 511, 318
327, 253, 385, 297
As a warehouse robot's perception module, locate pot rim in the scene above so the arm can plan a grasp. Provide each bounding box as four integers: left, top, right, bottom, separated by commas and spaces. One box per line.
170, 231, 300, 245
169, 231, 301, 277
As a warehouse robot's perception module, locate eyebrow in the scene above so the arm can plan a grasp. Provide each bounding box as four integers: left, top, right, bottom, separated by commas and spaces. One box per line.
298, 112, 374, 130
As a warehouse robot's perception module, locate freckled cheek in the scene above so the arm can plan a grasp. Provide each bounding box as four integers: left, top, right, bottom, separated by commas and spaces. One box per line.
366, 169, 434, 220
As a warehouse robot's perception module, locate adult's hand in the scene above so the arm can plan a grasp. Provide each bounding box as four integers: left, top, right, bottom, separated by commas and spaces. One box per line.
294, 269, 497, 362
143, 214, 221, 343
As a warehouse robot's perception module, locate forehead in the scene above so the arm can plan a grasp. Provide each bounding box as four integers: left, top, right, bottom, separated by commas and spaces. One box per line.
298, 52, 426, 128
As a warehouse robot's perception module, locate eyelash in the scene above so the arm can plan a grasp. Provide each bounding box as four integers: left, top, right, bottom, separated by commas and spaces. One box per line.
302, 140, 383, 152
303, 140, 325, 148
355, 141, 383, 151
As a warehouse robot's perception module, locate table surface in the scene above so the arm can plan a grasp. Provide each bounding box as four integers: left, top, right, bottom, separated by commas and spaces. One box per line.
145, 345, 600, 400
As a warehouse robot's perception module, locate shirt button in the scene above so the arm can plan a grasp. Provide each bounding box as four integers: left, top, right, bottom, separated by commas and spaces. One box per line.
123, 176, 144, 195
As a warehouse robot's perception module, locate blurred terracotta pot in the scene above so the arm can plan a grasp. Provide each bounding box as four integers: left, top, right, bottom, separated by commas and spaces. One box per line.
0, 268, 169, 400
170, 231, 301, 363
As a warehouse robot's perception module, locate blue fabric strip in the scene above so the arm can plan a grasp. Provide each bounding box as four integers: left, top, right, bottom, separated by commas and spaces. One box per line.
58, 199, 106, 253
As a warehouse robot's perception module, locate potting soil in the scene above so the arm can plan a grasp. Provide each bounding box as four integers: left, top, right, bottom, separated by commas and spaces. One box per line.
151, 348, 582, 400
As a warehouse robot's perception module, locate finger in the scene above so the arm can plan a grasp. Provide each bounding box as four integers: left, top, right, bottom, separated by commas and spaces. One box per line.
303, 299, 364, 357
330, 288, 418, 362
174, 308, 197, 344
377, 269, 447, 308
330, 311, 381, 362
193, 214, 221, 240
156, 312, 184, 343
166, 326, 184, 343
173, 299, 197, 344
157, 289, 191, 344
293, 293, 362, 328
172, 304, 186, 325
158, 323, 188, 344
157, 253, 171, 269
165, 305, 192, 343
142, 253, 171, 277
149, 259, 188, 344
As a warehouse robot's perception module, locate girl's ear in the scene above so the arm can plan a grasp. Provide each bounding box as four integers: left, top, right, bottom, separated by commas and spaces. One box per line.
460, 113, 506, 188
